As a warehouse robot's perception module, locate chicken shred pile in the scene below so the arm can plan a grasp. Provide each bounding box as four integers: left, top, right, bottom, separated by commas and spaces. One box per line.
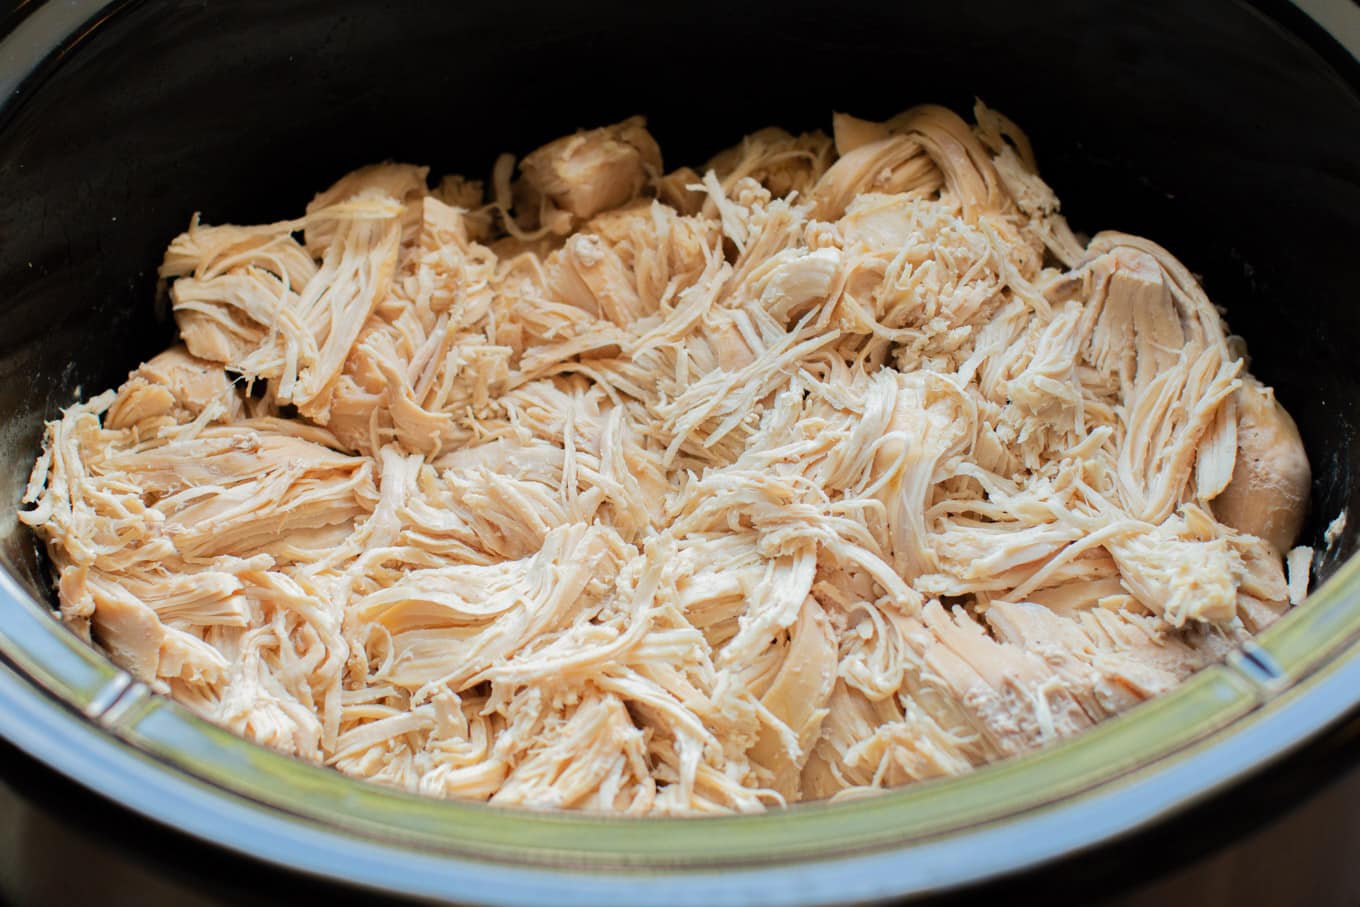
21, 104, 1314, 814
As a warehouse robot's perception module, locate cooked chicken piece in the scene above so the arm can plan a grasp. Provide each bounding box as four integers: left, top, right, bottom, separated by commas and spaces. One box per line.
520, 116, 662, 222
305, 162, 428, 255
885, 105, 1016, 219
984, 600, 1212, 710
432, 173, 485, 210
580, 200, 719, 314
746, 595, 837, 799
705, 127, 834, 200
803, 680, 971, 797
831, 112, 891, 155
170, 182, 406, 425
909, 600, 1094, 756
657, 166, 705, 215
545, 233, 648, 326
811, 135, 938, 220
22, 103, 1310, 815
106, 345, 242, 429
1212, 377, 1311, 555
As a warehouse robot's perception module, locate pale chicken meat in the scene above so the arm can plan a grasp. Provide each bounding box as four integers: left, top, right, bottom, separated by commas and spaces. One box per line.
21, 104, 1311, 814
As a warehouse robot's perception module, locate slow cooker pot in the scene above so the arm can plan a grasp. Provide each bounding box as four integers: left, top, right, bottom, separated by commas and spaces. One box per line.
1, 1, 1359, 903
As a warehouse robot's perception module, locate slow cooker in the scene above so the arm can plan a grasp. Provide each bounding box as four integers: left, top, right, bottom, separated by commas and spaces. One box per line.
1, 1, 1358, 903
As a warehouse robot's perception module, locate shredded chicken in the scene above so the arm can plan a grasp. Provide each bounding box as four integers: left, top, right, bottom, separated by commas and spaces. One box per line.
20, 103, 1311, 814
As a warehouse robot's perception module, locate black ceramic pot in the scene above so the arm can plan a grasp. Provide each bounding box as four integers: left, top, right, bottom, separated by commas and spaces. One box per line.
1, 2, 1358, 904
